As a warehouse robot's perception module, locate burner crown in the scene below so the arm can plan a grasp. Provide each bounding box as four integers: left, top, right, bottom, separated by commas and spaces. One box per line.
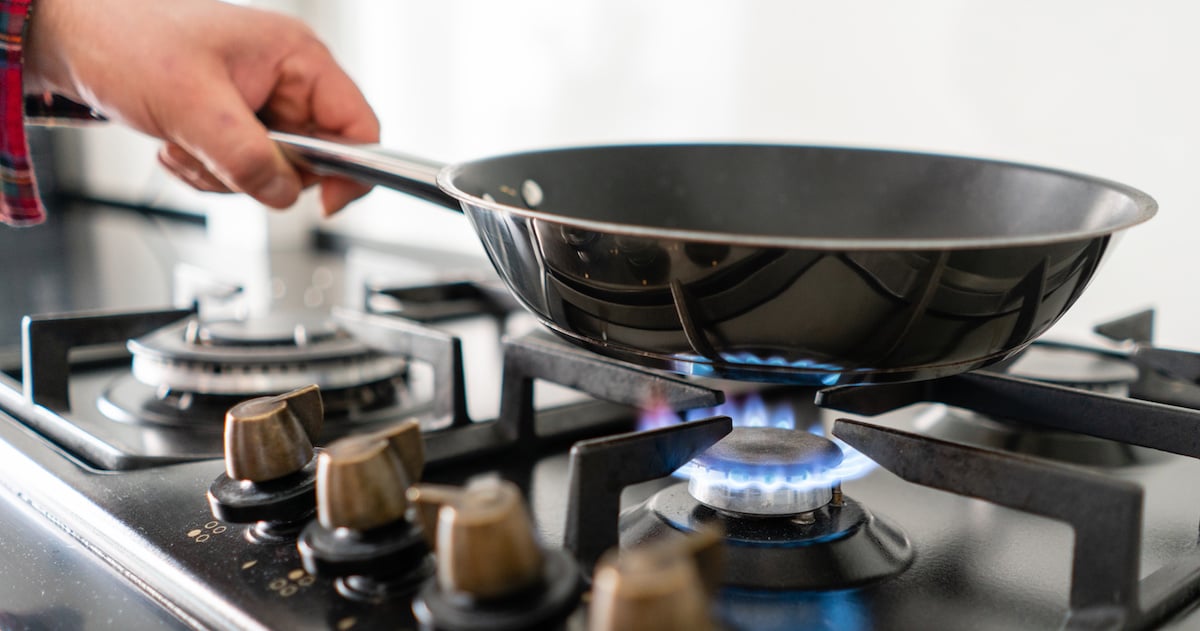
685, 427, 844, 516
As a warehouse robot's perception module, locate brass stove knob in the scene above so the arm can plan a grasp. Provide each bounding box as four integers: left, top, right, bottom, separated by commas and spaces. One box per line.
409, 478, 543, 600
409, 478, 583, 631
589, 528, 724, 631
297, 418, 433, 598
316, 419, 424, 532
208, 385, 325, 533
224, 384, 323, 482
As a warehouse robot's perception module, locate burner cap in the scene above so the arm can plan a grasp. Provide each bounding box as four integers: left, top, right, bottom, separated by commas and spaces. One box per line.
1006, 345, 1138, 393
127, 315, 405, 396
199, 314, 340, 347
684, 427, 843, 516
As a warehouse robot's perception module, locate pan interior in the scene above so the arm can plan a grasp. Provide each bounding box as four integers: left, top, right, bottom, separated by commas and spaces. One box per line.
444, 145, 1154, 249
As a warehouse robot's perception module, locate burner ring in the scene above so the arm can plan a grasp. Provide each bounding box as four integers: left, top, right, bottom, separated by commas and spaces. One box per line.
620, 483, 913, 590
128, 318, 380, 364
129, 352, 407, 395
127, 317, 406, 395
684, 427, 844, 516
1003, 343, 1138, 395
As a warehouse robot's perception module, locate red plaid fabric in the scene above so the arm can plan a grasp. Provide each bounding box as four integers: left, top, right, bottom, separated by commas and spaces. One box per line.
0, 0, 40, 226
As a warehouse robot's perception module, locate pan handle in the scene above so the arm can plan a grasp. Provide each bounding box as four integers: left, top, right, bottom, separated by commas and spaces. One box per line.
268, 131, 462, 212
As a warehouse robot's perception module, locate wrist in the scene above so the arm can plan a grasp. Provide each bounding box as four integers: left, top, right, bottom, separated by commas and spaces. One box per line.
23, 0, 82, 101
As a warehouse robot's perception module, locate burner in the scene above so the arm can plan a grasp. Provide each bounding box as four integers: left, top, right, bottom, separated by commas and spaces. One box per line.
198, 316, 340, 347
915, 407, 1168, 467
98, 375, 403, 429
621, 427, 910, 590
620, 483, 912, 591
1004, 344, 1138, 395
683, 427, 844, 516
127, 314, 406, 395
916, 344, 1165, 467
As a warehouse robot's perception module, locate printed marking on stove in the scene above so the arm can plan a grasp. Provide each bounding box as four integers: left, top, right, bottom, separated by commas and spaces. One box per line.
185, 520, 229, 543
265, 567, 316, 598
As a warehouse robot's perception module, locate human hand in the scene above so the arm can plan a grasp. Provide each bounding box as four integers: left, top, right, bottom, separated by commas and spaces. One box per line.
24, 0, 379, 215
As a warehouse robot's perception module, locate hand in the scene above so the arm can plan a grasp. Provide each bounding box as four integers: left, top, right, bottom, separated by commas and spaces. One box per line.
23, 0, 379, 215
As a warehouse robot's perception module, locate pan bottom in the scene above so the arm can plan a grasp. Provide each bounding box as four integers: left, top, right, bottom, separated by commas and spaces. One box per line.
535, 320, 1022, 386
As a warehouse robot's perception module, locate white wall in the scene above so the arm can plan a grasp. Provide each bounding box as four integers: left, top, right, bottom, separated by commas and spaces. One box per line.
67, 1, 1200, 347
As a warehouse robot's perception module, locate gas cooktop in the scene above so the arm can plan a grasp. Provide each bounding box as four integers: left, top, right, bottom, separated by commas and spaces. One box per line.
4, 204, 1200, 630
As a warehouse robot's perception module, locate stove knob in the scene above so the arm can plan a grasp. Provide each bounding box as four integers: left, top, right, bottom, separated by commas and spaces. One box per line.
412, 478, 543, 598
316, 417, 424, 531
297, 419, 433, 600
207, 385, 324, 538
226, 384, 323, 481
589, 528, 724, 631
409, 478, 582, 631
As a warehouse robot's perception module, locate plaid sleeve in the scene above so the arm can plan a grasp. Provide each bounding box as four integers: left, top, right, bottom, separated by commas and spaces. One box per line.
1, 0, 41, 227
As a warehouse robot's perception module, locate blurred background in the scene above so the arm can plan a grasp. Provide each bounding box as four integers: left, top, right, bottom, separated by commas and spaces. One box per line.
50, 1, 1200, 347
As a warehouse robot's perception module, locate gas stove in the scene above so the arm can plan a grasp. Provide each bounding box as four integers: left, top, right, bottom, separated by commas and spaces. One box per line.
4, 203, 1200, 630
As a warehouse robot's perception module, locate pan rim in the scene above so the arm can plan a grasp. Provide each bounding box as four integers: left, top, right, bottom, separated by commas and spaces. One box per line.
436, 143, 1158, 251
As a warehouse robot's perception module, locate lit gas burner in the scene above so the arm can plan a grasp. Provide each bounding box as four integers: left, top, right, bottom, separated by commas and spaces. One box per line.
623, 395, 911, 590
672, 353, 845, 386
646, 391, 880, 491
683, 427, 843, 516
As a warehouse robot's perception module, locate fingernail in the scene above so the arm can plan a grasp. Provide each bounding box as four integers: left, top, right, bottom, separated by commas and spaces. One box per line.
261, 175, 299, 208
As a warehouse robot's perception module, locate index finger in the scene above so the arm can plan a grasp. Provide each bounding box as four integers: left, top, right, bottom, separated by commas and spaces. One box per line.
305, 52, 380, 213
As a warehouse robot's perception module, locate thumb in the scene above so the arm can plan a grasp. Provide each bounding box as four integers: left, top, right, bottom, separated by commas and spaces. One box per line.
166, 81, 302, 209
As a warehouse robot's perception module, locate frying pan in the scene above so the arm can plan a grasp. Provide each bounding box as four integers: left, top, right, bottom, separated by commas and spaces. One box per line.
270, 131, 1156, 385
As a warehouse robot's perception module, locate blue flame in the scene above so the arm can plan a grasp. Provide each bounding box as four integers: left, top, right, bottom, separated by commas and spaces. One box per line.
680, 442, 876, 494
673, 352, 846, 385
719, 588, 869, 631
682, 396, 796, 429
640, 393, 878, 495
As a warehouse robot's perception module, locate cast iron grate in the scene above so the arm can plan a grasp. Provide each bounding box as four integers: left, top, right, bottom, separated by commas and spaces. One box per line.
336, 307, 723, 465
819, 370, 1200, 630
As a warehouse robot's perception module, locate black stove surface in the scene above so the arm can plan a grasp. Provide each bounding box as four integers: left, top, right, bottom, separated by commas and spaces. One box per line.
6, 382, 1200, 630
5, 204, 1200, 630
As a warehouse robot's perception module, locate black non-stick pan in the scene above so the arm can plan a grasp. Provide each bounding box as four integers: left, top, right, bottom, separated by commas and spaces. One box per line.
270, 132, 1156, 385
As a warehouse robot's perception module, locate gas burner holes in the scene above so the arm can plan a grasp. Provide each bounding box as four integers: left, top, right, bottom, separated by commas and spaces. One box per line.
681, 427, 844, 517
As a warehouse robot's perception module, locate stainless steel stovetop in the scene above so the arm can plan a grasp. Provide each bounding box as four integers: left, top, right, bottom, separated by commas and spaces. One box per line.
4, 203, 1200, 630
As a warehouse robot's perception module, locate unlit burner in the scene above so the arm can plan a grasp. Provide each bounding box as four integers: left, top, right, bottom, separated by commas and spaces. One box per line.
685, 427, 843, 516
1005, 344, 1138, 395
127, 313, 405, 396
